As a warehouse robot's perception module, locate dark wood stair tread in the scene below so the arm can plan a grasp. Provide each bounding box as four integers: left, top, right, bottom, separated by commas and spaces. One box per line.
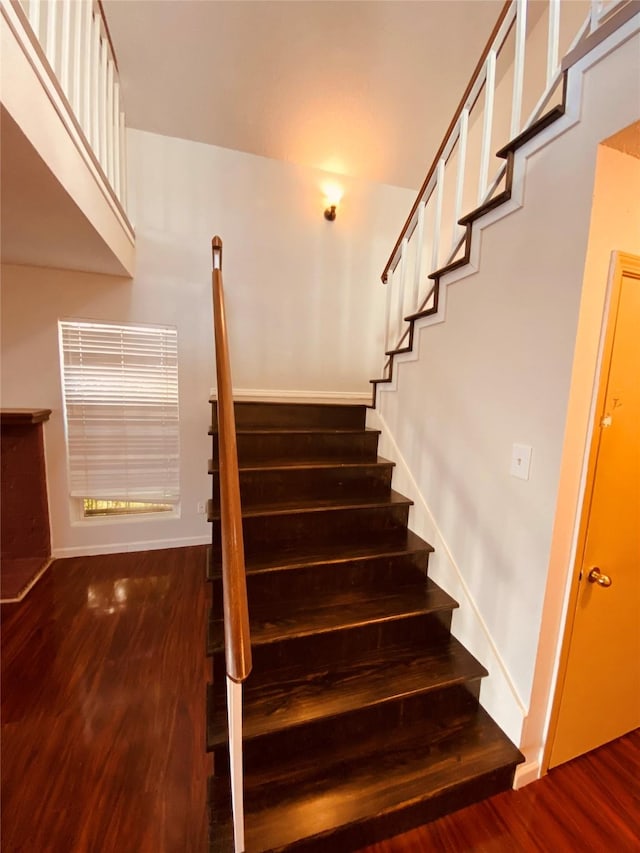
209, 426, 381, 436
207, 530, 434, 580
208, 579, 458, 651
210, 400, 367, 430
209, 706, 524, 852
208, 455, 395, 473
207, 489, 412, 521
207, 634, 486, 747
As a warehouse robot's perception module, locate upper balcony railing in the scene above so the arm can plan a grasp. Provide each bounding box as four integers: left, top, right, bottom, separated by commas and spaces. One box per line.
14, 0, 127, 213
377, 0, 634, 377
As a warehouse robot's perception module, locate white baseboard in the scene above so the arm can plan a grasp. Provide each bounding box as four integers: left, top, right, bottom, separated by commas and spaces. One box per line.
52, 534, 210, 559
514, 759, 541, 789
209, 388, 372, 405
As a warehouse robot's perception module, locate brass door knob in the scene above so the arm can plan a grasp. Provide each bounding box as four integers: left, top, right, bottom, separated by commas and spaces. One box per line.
587, 567, 612, 587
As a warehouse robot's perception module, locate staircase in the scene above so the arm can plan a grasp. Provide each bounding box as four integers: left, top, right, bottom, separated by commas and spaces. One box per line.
206, 400, 523, 852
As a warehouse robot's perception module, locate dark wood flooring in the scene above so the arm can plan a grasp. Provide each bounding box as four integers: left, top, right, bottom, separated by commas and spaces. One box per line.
362, 728, 640, 851
1, 546, 209, 853
1, 545, 637, 852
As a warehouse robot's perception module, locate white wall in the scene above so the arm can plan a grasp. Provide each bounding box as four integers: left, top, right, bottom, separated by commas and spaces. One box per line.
369, 26, 640, 750
127, 130, 412, 394
0, 130, 413, 557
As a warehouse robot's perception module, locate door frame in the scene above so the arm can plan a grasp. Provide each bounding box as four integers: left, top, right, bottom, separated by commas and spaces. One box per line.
542, 250, 640, 771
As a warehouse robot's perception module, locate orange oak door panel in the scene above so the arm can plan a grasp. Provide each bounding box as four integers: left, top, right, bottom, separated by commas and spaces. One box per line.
550, 267, 640, 768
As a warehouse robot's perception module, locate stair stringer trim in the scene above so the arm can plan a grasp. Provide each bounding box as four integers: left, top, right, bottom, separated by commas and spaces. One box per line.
372, 10, 640, 407
367, 406, 528, 751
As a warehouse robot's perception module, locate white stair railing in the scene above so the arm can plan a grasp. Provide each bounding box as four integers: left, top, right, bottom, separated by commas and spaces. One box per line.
15, 0, 127, 213
378, 0, 600, 374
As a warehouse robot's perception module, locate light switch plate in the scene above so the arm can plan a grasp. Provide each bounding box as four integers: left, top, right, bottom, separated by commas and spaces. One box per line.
510, 443, 532, 480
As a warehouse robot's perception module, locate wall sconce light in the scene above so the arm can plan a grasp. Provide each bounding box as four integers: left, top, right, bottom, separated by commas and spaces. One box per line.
322, 184, 343, 222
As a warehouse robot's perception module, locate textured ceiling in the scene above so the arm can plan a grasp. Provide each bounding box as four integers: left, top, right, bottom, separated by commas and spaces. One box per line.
103, 0, 505, 189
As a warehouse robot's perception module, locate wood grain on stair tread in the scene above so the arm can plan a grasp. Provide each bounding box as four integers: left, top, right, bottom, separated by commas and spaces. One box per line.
209, 456, 395, 473
210, 400, 367, 430
207, 529, 434, 580
208, 579, 458, 652
207, 634, 487, 747
207, 489, 412, 522
212, 428, 381, 465
211, 506, 412, 558
209, 426, 380, 437
210, 459, 395, 505
209, 707, 523, 853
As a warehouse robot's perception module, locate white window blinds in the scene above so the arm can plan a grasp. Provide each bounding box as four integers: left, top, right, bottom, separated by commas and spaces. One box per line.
59, 320, 180, 502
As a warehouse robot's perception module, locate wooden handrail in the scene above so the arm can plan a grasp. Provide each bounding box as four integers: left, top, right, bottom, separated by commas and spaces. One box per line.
381, 0, 513, 283
211, 236, 252, 684
96, 1, 119, 72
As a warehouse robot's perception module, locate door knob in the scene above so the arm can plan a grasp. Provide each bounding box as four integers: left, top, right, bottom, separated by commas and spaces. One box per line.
587, 567, 612, 587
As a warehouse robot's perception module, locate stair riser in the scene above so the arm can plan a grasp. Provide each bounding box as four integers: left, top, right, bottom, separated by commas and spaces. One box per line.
211, 431, 380, 465
211, 402, 367, 430
211, 503, 410, 554
211, 553, 429, 603
210, 463, 393, 505
211, 611, 453, 677
212, 681, 482, 774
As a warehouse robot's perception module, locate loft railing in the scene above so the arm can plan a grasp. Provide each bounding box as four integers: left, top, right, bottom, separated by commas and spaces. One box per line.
211, 236, 252, 853
377, 0, 624, 377
11, 0, 128, 212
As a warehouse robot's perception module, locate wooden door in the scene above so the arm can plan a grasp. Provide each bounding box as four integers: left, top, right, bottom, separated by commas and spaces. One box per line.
549, 254, 640, 768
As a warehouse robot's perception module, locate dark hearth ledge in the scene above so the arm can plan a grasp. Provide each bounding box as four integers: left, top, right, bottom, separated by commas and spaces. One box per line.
0, 409, 52, 425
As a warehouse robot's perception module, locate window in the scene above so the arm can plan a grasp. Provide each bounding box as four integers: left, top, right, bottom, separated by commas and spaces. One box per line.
59, 320, 179, 516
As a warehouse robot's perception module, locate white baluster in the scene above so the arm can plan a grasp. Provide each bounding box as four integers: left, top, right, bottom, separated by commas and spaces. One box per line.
71, 0, 83, 115
226, 677, 245, 853
384, 265, 394, 357
452, 108, 468, 252
81, 2, 93, 138
431, 159, 445, 273
396, 238, 408, 348
106, 59, 115, 183
90, 13, 101, 151
119, 111, 127, 209
511, 0, 528, 138
99, 35, 108, 170
28, 0, 41, 40
412, 202, 426, 312
590, 0, 602, 32
478, 49, 496, 204
60, 0, 72, 97
113, 83, 121, 199
45, 0, 57, 70
546, 0, 561, 87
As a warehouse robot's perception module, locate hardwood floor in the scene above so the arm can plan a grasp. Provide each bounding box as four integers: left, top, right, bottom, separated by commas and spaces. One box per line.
1, 546, 209, 853
361, 728, 640, 852
1, 545, 637, 852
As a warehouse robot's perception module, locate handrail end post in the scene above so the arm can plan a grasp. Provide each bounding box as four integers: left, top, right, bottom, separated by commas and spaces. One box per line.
212, 235, 223, 270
